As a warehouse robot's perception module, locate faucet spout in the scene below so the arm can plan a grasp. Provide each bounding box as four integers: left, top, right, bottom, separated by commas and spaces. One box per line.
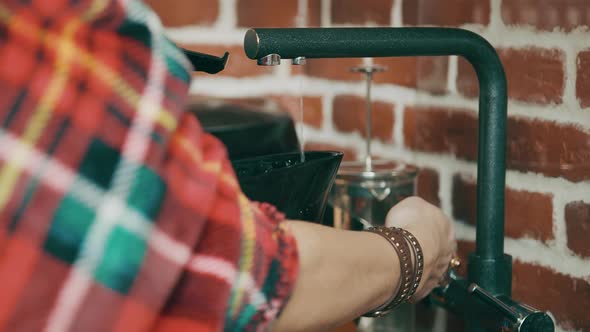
257, 53, 281, 66
292, 56, 307, 65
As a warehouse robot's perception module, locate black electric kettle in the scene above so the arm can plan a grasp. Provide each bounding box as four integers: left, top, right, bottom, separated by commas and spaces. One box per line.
188, 101, 300, 160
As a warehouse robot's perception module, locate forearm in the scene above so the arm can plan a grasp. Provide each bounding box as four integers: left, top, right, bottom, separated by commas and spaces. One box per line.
271, 221, 400, 332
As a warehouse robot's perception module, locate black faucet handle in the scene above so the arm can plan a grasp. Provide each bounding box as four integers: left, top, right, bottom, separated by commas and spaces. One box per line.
180, 48, 230, 74
431, 277, 554, 332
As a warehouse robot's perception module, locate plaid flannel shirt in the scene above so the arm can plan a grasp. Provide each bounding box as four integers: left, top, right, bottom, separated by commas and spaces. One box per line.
0, 0, 299, 331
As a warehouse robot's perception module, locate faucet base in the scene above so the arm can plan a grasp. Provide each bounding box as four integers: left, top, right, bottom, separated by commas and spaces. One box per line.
467, 253, 512, 331
467, 253, 512, 297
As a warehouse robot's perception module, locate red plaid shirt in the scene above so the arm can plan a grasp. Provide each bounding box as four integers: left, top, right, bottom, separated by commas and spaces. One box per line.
0, 1, 299, 331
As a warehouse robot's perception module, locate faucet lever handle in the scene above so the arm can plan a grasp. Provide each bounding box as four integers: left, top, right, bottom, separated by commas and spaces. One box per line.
469, 283, 555, 332
468, 284, 520, 321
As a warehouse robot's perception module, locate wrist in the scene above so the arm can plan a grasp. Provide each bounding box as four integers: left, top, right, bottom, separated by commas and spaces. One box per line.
362, 231, 402, 310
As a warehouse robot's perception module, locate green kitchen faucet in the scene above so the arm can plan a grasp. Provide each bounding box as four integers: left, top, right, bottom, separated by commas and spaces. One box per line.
242, 27, 555, 332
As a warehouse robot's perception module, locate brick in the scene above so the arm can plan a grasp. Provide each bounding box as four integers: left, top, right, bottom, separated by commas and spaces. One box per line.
146, 0, 218, 27
452, 175, 554, 242
502, 0, 590, 32
576, 50, 590, 108
417, 57, 449, 94
506, 117, 590, 182
308, 0, 322, 27
416, 168, 440, 207
373, 56, 450, 93
269, 96, 323, 129
404, 106, 590, 182
184, 44, 273, 77
403, 0, 490, 26
237, 0, 298, 28
304, 142, 357, 161
332, 0, 394, 25
333, 95, 394, 142
512, 261, 590, 331
305, 58, 365, 81
401, 0, 418, 26
403, 106, 478, 160
457, 48, 566, 104
373, 57, 418, 87
565, 201, 590, 257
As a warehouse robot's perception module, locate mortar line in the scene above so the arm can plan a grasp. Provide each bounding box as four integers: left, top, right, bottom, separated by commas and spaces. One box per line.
165, 27, 245, 44
438, 166, 454, 220
563, 42, 579, 111
463, 23, 590, 49
391, 0, 402, 27
488, 0, 503, 30
321, 0, 331, 27
215, 0, 237, 29
552, 193, 569, 253
393, 103, 405, 149
446, 56, 458, 94
297, 0, 308, 28
323, 93, 335, 133
190, 76, 418, 103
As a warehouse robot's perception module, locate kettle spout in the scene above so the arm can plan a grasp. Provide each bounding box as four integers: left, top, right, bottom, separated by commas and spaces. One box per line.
180, 48, 230, 74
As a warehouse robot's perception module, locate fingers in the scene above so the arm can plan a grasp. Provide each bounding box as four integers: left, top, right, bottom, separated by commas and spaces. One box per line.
409, 250, 454, 302
383, 196, 459, 303
409, 275, 442, 302
385, 197, 431, 228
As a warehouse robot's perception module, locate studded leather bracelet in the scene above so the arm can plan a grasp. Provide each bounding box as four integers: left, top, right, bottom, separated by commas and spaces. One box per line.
362, 226, 424, 317
363, 226, 411, 317
397, 228, 424, 299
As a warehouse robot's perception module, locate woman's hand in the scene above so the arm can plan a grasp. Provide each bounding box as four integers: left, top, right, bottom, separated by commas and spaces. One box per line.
385, 197, 456, 302
272, 197, 455, 332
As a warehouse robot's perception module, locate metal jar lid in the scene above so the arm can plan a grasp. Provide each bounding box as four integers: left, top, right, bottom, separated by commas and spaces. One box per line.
335, 159, 418, 186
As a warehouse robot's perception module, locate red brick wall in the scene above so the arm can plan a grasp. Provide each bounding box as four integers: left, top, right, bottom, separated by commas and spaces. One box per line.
150, 0, 590, 331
